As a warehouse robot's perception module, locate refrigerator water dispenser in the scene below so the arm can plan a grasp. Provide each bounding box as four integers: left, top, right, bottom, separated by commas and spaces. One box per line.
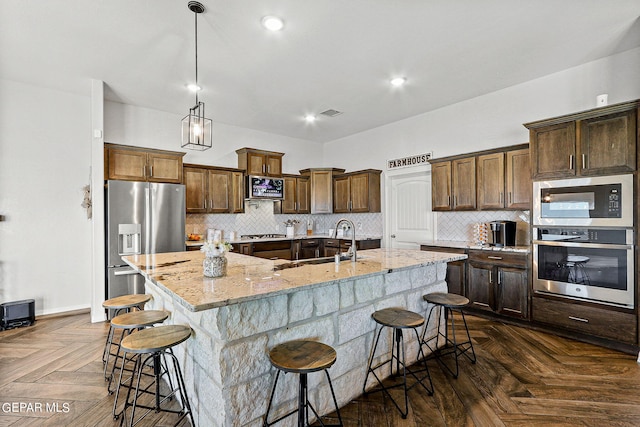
118, 223, 141, 255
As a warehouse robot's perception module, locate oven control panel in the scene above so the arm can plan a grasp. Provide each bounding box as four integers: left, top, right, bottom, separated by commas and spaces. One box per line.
535, 227, 631, 245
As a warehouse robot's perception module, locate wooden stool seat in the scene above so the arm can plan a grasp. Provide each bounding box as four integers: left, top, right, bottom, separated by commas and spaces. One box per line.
372, 307, 425, 329
269, 340, 337, 374
121, 325, 192, 354
111, 310, 169, 330
423, 292, 469, 308
103, 294, 151, 310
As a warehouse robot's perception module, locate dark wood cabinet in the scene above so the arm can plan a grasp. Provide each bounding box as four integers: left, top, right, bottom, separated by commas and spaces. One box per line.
281, 175, 310, 214
236, 147, 284, 177
476, 152, 504, 210
467, 250, 529, 319
532, 296, 636, 344
299, 239, 322, 259
505, 148, 531, 210
431, 161, 452, 211
184, 164, 244, 214
300, 168, 345, 214
333, 170, 382, 213
451, 157, 476, 210
251, 240, 292, 260
323, 238, 380, 257
526, 100, 638, 179
105, 143, 184, 184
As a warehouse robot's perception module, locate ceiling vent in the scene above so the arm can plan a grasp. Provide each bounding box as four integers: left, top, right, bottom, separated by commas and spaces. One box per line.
319, 109, 343, 117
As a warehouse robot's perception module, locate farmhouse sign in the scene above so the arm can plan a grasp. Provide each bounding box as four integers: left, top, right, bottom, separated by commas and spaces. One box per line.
387, 152, 433, 169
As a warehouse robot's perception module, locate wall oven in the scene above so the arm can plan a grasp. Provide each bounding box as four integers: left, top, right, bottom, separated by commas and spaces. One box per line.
533, 227, 634, 308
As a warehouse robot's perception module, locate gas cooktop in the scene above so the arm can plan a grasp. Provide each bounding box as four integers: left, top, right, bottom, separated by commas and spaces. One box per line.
240, 234, 287, 240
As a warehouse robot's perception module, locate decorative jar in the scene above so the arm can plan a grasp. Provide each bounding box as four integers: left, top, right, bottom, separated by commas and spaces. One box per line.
203, 255, 227, 278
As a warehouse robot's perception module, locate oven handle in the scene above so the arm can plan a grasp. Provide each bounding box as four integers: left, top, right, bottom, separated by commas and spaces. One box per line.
533, 240, 633, 250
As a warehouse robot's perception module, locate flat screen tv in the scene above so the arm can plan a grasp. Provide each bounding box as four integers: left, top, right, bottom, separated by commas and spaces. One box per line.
247, 176, 284, 199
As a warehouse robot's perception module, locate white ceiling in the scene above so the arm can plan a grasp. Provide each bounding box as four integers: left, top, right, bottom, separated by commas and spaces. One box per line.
1, 1, 639, 143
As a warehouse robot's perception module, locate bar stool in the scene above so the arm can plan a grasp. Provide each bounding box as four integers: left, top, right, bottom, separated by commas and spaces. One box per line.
108, 310, 170, 418
421, 292, 476, 378
116, 324, 194, 427
264, 340, 343, 427
363, 307, 433, 419
102, 294, 151, 370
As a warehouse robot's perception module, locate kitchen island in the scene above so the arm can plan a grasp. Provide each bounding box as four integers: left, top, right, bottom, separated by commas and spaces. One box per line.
122, 248, 466, 426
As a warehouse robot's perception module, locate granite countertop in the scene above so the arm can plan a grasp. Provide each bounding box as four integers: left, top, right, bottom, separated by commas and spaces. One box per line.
122, 248, 466, 312
186, 234, 383, 247
417, 239, 530, 253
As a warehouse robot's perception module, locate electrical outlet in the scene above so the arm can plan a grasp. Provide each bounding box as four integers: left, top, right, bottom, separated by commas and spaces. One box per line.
358, 222, 363, 231
275, 224, 279, 232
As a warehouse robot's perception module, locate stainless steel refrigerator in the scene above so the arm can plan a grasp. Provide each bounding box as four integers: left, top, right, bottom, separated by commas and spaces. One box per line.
105, 180, 185, 317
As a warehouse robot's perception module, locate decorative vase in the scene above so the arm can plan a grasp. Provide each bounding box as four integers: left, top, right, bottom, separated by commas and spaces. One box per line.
203, 254, 227, 278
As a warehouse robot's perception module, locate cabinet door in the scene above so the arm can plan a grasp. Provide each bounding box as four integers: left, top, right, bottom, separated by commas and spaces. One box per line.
446, 260, 466, 296
579, 109, 636, 176
467, 262, 494, 311
349, 173, 370, 213
505, 148, 531, 210
282, 176, 298, 214
310, 170, 334, 214
477, 153, 504, 210
431, 161, 452, 211
530, 122, 576, 179
207, 170, 231, 213
184, 167, 208, 213
296, 177, 310, 213
107, 148, 148, 181
230, 171, 245, 213
496, 266, 528, 319
246, 152, 267, 176
147, 153, 183, 183
266, 155, 282, 176
333, 176, 351, 213
452, 157, 476, 210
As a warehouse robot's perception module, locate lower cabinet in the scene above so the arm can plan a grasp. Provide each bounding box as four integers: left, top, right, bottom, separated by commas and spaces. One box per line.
532, 296, 637, 344
467, 250, 529, 319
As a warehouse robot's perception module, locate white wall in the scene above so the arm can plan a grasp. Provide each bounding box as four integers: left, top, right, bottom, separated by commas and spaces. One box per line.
104, 101, 323, 173
0, 79, 93, 315
321, 47, 640, 171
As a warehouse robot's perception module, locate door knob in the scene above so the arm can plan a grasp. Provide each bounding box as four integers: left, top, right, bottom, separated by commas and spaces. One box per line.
391, 234, 396, 238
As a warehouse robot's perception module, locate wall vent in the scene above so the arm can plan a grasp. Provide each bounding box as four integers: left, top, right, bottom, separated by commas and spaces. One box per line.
319, 109, 343, 117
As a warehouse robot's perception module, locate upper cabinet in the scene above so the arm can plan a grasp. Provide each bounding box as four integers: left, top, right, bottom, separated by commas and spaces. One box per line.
525, 100, 638, 179
333, 169, 382, 213
430, 144, 529, 211
184, 164, 244, 214
105, 143, 184, 184
300, 168, 345, 214
280, 175, 310, 214
236, 147, 284, 177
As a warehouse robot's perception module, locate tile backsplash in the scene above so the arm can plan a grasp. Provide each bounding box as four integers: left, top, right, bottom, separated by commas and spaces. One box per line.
186, 200, 383, 240
436, 210, 531, 245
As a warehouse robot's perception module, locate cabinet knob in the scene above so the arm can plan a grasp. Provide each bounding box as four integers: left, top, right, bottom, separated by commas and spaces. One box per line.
390, 234, 396, 238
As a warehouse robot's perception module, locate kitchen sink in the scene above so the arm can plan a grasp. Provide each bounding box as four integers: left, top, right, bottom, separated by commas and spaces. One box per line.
273, 255, 365, 270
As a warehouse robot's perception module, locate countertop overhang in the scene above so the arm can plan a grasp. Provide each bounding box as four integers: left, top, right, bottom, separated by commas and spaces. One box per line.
122, 248, 466, 312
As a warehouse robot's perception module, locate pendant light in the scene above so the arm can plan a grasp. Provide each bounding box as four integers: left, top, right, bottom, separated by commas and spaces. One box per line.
182, 1, 212, 151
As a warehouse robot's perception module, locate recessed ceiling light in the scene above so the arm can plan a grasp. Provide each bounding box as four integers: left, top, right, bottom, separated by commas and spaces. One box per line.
262, 16, 284, 31
304, 114, 316, 123
390, 77, 407, 87
187, 84, 201, 92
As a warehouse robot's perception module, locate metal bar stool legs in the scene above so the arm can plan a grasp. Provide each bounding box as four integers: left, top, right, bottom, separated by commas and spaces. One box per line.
421, 293, 476, 378
264, 340, 343, 427
116, 325, 194, 427
363, 308, 433, 419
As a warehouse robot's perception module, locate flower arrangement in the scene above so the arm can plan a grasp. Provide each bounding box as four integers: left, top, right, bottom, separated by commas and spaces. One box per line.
200, 240, 233, 257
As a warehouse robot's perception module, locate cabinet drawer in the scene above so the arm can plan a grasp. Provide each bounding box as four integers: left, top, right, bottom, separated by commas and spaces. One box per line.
468, 250, 527, 267
300, 239, 320, 248
533, 297, 636, 344
324, 239, 341, 248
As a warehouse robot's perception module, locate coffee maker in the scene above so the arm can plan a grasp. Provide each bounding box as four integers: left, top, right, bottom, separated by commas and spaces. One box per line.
488, 221, 516, 247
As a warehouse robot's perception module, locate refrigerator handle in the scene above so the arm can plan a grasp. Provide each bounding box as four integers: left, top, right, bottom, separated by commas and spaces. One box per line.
114, 269, 141, 276
145, 186, 151, 254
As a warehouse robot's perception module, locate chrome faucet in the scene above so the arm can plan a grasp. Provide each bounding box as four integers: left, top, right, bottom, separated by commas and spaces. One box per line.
332, 218, 357, 262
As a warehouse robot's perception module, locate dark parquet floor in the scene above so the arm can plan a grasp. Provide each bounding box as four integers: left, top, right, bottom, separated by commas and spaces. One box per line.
1, 311, 639, 426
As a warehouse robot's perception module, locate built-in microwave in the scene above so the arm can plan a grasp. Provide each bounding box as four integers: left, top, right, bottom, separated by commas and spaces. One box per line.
246, 176, 285, 200
533, 174, 633, 227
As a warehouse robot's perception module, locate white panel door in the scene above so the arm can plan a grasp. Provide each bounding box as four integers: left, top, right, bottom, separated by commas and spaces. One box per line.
389, 172, 434, 248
